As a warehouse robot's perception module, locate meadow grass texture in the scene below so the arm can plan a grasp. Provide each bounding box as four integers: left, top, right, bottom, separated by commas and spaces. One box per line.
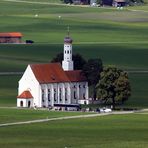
0, 114, 148, 148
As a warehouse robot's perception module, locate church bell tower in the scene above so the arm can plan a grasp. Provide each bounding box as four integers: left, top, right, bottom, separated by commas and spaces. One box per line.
62, 27, 73, 71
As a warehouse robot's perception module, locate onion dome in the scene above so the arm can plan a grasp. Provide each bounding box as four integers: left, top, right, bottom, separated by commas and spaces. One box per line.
64, 36, 73, 44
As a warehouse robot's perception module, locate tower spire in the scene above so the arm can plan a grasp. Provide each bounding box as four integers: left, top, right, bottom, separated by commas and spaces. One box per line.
62, 28, 73, 71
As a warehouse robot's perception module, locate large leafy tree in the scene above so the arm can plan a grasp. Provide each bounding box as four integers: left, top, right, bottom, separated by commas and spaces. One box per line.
96, 66, 131, 109
82, 58, 103, 100
51, 52, 86, 70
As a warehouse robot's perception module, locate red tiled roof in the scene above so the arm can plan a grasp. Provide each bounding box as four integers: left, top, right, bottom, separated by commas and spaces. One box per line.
30, 63, 70, 83
65, 70, 87, 82
17, 90, 33, 99
0, 32, 22, 37
30, 63, 87, 83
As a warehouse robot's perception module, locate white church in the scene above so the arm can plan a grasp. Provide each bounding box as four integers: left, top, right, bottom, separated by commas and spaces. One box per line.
17, 33, 89, 109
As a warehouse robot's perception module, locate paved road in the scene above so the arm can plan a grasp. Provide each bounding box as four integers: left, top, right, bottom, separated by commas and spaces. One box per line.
0, 111, 134, 127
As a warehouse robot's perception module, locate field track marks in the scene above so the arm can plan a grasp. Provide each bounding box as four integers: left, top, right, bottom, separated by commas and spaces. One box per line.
3, 0, 148, 13
128, 9, 148, 13
3, 0, 87, 7
3, 0, 65, 6
0, 111, 134, 127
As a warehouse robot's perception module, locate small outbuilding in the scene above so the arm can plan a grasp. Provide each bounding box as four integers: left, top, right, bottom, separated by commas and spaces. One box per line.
17, 90, 33, 108
0, 32, 23, 43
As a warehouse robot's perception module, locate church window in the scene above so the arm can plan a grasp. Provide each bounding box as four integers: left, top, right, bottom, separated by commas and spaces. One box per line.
42, 89, 45, 102
54, 89, 56, 101
73, 85, 76, 88
28, 101, 31, 108
59, 88, 62, 102
83, 93, 86, 99
65, 50, 66, 54
74, 91, 76, 99
65, 88, 67, 101
83, 85, 85, 88
20, 101, 23, 107
48, 89, 50, 102
67, 50, 69, 54
79, 85, 81, 88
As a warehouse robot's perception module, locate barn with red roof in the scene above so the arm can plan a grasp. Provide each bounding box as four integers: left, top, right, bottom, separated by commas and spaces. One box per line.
17, 34, 89, 109
0, 32, 23, 43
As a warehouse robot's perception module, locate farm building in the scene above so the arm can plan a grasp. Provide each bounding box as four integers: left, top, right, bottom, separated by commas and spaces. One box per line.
0, 32, 22, 43
17, 34, 89, 109
102, 0, 126, 6
72, 0, 90, 4
112, 0, 126, 7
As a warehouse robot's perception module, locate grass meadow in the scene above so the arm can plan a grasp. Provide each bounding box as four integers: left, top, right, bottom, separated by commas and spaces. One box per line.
0, 108, 93, 124
0, 1, 147, 147
0, 113, 148, 148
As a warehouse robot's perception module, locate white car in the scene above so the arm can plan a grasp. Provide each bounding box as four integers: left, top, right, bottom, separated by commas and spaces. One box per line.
100, 108, 112, 113
91, 3, 97, 7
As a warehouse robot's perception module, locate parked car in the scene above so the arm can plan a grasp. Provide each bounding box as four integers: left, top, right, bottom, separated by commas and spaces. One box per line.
100, 108, 112, 113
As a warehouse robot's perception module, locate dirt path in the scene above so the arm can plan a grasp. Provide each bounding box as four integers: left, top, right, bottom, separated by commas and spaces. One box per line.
0, 111, 134, 127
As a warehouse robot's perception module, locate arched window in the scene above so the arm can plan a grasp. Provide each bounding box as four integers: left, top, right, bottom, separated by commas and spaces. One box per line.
28, 101, 31, 107
42, 89, 45, 102
67, 50, 69, 54
20, 101, 23, 107
48, 89, 50, 102
74, 91, 76, 99
65, 88, 67, 101
54, 89, 56, 101
59, 88, 62, 102
83, 93, 86, 99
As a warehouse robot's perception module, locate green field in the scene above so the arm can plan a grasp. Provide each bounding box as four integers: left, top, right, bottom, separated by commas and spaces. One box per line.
0, 1, 148, 147
0, 1, 148, 108
0, 113, 148, 148
0, 108, 93, 124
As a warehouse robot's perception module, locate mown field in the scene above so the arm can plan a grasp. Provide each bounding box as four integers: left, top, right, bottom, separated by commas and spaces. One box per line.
0, 1, 147, 148
0, 0, 147, 108
0, 108, 93, 124
0, 113, 148, 148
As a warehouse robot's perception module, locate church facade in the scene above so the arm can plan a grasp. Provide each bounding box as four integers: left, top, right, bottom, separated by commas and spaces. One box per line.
17, 35, 89, 109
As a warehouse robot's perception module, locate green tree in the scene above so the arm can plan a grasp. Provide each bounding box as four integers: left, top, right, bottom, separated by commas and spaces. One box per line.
96, 66, 131, 109
83, 58, 103, 100
51, 52, 86, 70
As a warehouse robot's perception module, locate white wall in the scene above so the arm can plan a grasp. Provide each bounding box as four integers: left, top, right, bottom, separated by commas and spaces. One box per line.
18, 65, 40, 107
40, 82, 72, 107
18, 65, 89, 108
17, 98, 33, 107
